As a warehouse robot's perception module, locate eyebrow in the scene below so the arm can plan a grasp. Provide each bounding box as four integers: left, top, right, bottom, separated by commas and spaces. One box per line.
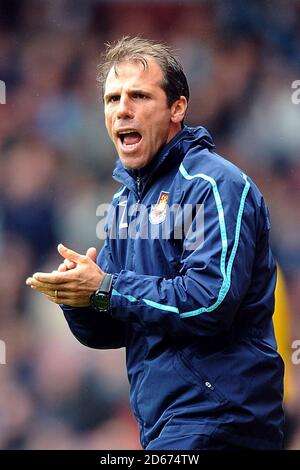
104, 88, 152, 103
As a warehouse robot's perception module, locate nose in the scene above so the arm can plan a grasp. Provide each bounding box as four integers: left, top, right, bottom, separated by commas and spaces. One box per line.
117, 95, 134, 120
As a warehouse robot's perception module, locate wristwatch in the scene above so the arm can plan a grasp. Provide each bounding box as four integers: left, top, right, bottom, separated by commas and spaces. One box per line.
90, 273, 113, 312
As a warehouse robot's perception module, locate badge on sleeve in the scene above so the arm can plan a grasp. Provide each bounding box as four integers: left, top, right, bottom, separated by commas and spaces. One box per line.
149, 191, 169, 224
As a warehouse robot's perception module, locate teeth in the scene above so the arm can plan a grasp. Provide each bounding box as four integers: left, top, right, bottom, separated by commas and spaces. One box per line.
118, 130, 137, 135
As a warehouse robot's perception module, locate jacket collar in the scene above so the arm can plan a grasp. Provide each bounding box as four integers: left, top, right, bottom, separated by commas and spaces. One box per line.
112, 126, 215, 194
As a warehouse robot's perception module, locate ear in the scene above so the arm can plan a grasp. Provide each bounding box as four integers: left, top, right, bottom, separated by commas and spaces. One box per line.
170, 96, 188, 124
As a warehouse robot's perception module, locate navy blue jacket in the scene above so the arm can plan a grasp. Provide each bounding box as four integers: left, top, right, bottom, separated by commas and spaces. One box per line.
62, 126, 284, 449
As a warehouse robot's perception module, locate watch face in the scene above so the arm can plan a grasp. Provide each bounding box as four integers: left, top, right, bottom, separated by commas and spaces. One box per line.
92, 291, 110, 312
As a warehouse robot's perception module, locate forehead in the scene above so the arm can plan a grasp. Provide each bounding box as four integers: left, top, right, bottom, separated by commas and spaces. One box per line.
104, 58, 164, 93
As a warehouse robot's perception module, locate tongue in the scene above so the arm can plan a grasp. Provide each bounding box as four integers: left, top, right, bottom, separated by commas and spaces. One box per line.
123, 132, 141, 145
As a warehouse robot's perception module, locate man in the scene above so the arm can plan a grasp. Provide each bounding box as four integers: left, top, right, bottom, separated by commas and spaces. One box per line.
26, 37, 284, 450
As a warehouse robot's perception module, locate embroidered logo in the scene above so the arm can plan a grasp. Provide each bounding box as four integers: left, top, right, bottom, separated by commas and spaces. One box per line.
149, 191, 169, 224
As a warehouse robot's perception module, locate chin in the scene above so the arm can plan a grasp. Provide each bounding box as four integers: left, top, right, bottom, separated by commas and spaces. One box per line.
121, 156, 149, 170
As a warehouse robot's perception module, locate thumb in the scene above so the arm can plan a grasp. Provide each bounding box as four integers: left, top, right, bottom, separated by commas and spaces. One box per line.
57, 243, 84, 263
86, 246, 97, 263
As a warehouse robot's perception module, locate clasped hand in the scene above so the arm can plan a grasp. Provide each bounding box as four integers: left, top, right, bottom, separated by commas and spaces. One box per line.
26, 244, 104, 307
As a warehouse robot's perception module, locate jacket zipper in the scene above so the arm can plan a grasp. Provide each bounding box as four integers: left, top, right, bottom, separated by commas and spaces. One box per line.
136, 176, 142, 201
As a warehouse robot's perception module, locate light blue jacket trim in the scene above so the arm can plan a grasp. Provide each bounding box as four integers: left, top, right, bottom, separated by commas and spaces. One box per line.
112, 289, 137, 303
113, 185, 126, 199
111, 166, 250, 318
112, 289, 180, 313
180, 169, 250, 318
179, 164, 228, 282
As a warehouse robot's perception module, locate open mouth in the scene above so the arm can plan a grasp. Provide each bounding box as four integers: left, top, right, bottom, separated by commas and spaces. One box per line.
118, 130, 142, 148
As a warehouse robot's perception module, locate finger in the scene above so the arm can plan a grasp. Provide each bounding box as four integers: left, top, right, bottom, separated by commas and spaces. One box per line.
31, 286, 58, 296
30, 271, 71, 284
28, 278, 70, 291
26, 277, 33, 286
31, 285, 79, 298
45, 293, 91, 306
86, 247, 97, 262
57, 263, 67, 272
57, 243, 85, 263
65, 259, 76, 269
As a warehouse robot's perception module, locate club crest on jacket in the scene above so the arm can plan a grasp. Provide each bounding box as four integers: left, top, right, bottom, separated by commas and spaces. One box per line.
149, 191, 169, 224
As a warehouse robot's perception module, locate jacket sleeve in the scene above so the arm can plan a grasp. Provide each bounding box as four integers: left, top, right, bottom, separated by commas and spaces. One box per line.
110, 173, 275, 340
60, 239, 126, 349
61, 305, 126, 349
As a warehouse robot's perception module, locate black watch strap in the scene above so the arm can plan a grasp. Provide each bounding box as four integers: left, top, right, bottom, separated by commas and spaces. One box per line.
99, 273, 113, 294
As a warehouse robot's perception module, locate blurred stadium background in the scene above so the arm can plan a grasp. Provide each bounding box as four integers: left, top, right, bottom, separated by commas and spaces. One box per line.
0, 0, 300, 449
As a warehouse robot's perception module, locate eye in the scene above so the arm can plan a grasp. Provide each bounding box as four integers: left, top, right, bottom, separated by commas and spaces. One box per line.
133, 92, 147, 99
108, 95, 120, 103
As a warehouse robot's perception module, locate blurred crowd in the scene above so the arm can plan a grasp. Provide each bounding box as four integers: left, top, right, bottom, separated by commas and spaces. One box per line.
0, 0, 300, 450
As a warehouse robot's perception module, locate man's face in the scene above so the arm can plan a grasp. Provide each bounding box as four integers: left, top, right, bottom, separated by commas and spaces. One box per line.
104, 58, 180, 169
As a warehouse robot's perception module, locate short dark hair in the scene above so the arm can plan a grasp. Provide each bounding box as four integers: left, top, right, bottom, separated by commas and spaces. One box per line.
97, 36, 190, 108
